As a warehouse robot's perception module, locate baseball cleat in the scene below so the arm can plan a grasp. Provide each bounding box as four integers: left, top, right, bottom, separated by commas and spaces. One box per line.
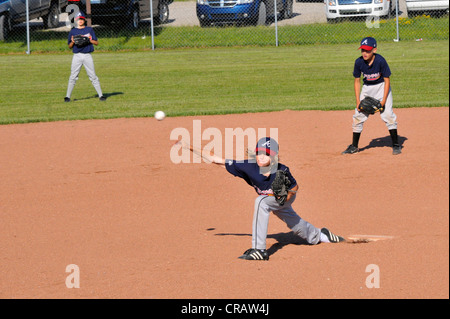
321, 228, 346, 243
392, 144, 402, 155
238, 248, 269, 261
342, 144, 359, 154
99, 96, 107, 101
64, 97, 71, 102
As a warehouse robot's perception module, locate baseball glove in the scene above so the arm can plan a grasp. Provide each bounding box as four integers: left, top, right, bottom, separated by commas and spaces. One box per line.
73, 35, 91, 48
271, 170, 291, 206
358, 96, 384, 114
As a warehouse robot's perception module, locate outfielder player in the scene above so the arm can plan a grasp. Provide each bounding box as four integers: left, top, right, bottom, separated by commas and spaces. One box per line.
342, 37, 401, 155
65, 12, 106, 102
177, 137, 345, 261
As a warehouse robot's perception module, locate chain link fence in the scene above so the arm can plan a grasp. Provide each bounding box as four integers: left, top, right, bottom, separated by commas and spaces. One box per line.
0, 0, 448, 52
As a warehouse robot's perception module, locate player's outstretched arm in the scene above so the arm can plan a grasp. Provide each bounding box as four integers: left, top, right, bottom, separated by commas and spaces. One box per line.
176, 139, 225, 166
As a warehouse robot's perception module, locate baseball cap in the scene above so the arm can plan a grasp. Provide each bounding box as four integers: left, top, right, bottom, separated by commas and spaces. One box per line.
359, 37, 377, 50
75, 12, 86, 20
255, 137, 279, 156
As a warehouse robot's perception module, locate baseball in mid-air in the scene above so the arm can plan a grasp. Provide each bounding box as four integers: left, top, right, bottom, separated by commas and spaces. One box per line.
154, 110, 166, 121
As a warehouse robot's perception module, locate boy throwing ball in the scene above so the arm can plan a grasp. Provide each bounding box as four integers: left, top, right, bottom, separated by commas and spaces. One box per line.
177, 137, 345, 261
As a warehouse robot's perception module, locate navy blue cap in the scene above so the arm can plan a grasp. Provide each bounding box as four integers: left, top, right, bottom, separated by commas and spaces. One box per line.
75, 12, 86, 19
359, 37, 377, 50
255, 137, 279, 156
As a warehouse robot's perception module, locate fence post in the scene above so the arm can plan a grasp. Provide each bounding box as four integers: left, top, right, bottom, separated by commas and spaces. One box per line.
274, 0, 279, 46
26, 0, 30, 54
150, 0, 155, 50
394, 0, 400, 42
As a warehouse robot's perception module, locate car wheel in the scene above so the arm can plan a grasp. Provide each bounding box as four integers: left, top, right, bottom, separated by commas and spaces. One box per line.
43, 2, 59, 29
159, 3, 169, 24
390, 0, 397, 17
327, 18, 338, 23
256, 2, 267, 26
0, 14, 11, 41
283, 0, 293, 19
129, 6, 140, 29
385, 0, 396, 19
199, 19, 211, 27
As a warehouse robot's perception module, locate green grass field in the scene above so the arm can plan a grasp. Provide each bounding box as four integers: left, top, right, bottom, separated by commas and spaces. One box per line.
0, 39, 448, 124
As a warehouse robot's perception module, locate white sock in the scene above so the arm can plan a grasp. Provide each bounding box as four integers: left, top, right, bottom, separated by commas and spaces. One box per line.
320, 232, 330, 243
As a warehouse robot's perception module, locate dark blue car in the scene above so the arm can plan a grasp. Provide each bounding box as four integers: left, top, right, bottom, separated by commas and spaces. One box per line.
196, 0, 293, 27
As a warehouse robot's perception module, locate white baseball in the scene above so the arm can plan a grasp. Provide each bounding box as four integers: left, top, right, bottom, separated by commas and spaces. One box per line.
154, 111, 166, 121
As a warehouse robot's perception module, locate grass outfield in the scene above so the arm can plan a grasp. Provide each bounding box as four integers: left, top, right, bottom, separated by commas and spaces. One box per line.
0, 40, 448, 124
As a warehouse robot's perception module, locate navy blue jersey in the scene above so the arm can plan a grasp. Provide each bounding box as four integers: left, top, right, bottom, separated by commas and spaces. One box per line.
353, 54, 391, 86
68, 27, 97, 54
225, 160, 297, 195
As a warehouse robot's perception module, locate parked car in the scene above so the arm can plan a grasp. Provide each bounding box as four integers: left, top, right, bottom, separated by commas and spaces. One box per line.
324, 0, 397, 23
80, 0, 172, 29
196, 0, 294, 27
405, 0, 449, 17
0, 0, 68, 41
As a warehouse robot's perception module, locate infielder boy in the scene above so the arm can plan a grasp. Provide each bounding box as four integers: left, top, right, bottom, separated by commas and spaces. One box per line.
342, 37, 401, 155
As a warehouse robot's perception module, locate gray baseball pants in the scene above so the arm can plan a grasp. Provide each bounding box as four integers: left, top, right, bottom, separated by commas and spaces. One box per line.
252, 194, 321, 250
352, 82, 397, 133
66, 53, 103, 98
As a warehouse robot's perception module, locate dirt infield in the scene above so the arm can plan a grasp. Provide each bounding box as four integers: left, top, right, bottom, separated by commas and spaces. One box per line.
0, 107, 448, 299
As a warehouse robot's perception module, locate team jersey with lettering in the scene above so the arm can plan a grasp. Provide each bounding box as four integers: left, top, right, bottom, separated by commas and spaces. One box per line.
225, 160, 297, 195
68, 27, 97, 54
353, 54, 391, 86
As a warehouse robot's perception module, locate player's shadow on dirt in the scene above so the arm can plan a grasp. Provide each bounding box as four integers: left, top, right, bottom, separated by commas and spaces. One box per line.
267, 232, 311, 256
359, 135, 407, 152
215, 231, 310, 257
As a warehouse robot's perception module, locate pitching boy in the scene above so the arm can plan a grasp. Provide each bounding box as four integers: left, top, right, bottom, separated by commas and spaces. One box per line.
177, 137, 345, 261
342, 37, 401, 155
65, 12, 105, 102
